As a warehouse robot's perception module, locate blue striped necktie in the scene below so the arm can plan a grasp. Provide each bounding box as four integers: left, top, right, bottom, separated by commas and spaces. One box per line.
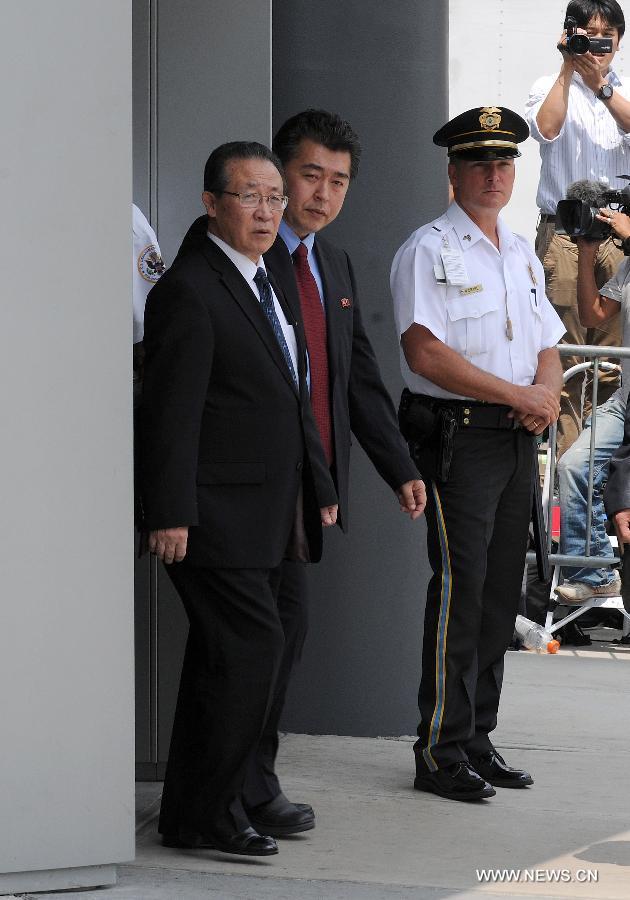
254, 268, 298, 386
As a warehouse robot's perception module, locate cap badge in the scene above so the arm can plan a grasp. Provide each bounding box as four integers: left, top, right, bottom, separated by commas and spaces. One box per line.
479, 107, 502, 131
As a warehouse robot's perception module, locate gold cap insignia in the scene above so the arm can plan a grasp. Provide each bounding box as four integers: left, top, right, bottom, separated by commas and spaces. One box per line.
479, 107, 502, 131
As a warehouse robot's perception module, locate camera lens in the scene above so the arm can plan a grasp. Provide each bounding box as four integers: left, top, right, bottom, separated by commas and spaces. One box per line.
568, 33, 591, 54
557, 198, 595, 236
557, 200, 582, 234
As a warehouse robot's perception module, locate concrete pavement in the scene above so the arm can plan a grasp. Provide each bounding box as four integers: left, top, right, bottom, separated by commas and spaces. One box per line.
24, 632, 630, 899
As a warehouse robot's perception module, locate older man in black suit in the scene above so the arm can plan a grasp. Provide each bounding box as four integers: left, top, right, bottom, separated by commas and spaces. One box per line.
176, 110, 426, 840
140, 141, 339, 857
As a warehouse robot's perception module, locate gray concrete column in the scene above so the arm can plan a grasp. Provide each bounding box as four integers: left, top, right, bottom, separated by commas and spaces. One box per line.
273, 0, 449, 735
0, 1, 134, 893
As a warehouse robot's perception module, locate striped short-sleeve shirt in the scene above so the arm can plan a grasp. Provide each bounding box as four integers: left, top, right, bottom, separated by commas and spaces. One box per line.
525, 68, 630, 214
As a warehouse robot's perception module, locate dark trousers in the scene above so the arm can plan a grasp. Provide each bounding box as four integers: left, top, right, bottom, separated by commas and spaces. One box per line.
158, 559, 308, 838
413, 428, 535, 774
243, 560, 308, 808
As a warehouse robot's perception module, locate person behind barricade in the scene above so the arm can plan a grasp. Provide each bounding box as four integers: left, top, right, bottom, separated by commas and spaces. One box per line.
525, 0, 629, 457
391, 106, 564, 802
555, 209, 630, 603
604, 384, 630, 540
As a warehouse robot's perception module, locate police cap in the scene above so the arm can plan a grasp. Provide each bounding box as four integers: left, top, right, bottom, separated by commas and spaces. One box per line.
433, 106, 529, 160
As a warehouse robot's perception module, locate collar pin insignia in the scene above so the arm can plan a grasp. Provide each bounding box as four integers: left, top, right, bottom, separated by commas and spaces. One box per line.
463, 234, 471, 241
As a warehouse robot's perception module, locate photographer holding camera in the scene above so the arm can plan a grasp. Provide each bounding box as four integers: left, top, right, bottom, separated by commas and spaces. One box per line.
554, 206, 630, 604
525, 0, 630, 455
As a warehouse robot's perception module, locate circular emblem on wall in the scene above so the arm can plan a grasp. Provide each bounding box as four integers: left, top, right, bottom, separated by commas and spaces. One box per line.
479, 107, 502, 131
138, 244, 165, 282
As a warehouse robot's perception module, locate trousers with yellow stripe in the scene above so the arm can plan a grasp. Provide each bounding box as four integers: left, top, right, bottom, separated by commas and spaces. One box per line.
412, 427, 535, 775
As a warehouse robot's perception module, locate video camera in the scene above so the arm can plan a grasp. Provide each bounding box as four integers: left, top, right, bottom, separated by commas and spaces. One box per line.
556, 178, 630, 241
563, 16, 613, 54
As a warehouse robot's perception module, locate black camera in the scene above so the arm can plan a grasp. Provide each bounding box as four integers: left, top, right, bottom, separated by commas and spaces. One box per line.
563, 16, 613, 54
556, 178, 630, 240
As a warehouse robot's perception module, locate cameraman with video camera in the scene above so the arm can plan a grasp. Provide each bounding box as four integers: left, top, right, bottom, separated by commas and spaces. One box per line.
554, 204, 630, 605
525, 0, 630, 456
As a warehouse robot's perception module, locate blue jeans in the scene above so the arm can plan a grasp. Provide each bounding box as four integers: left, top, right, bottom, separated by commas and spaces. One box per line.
557, 394, 626, 586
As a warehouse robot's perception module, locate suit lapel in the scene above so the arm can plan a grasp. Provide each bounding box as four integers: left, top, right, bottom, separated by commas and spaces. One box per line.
265, 238, 309, 384
314, 239, 348, 379
265, 238, 302, 323
267, 267, 308, 385
199, 238, 298, 394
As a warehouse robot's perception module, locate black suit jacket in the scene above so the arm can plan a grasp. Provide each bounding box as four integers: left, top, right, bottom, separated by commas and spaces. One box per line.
139, 237, 337, 568
176, 218, 418, 529
605, 394, 630, 517
265, 233, 418, 528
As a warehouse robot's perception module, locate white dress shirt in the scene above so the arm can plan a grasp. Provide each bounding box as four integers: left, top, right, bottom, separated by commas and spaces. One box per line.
390, 203, 565, 399
278, 219, 325, 306
525, 68, 630, 213
207, 232, 299, 377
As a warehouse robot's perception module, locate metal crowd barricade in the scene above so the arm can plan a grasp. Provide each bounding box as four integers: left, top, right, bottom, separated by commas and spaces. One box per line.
525, 343, 630, 636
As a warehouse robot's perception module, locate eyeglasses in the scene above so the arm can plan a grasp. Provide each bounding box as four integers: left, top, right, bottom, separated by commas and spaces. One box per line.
214, 190, 288, 211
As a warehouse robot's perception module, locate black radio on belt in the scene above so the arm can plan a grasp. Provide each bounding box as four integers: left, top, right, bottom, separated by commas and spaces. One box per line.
398, 390, 457, 482
398, 389, 439, 443
399, 391, 522, 482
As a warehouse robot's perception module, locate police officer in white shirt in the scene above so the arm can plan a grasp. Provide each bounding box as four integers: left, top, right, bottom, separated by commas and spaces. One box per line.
391, 107, 565, 802
133, 205, 165, 402
525, 0, 630, 454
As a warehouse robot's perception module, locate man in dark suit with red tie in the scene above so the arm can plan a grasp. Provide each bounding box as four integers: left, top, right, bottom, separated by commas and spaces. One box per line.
247, 109, 425, 835
176, 111, 425, 840
139, 141, 339, 856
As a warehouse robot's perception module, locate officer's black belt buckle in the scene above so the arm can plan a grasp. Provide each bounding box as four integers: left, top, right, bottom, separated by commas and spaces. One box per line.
450, 402, 518, 430
402, 391, 517, 431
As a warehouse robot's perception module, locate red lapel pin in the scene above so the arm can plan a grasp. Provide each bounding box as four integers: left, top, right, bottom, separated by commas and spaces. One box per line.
340, 297, 352, 308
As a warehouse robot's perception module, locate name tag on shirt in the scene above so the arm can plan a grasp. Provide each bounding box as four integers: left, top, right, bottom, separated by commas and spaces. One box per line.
440, 246, 468, 286
460, 284, 483, 296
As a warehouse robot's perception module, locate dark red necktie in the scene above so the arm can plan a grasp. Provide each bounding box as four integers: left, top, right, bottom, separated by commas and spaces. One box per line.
292, 242, 333, 465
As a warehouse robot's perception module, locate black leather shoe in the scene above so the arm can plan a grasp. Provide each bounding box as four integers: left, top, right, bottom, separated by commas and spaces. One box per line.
247, 792, 315, 836
470, 750, 533, 788
162, 826, 278, 856
414, 762, 496, 801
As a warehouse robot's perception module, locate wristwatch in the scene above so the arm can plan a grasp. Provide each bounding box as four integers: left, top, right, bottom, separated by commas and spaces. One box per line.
598, 83, 614, 101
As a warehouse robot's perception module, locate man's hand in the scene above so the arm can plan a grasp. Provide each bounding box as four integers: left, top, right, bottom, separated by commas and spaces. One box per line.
510, 384, 561, 435
597, 209, 630, 241
614, 509, 630, 544
396, 479, 427, 520
572, 51, 607, 93
320, 505, 338, 527
149, 526, 189, 564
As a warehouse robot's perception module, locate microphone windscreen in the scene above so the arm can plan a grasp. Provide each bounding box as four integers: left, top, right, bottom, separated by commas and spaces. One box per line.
566, 179, 606, 207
